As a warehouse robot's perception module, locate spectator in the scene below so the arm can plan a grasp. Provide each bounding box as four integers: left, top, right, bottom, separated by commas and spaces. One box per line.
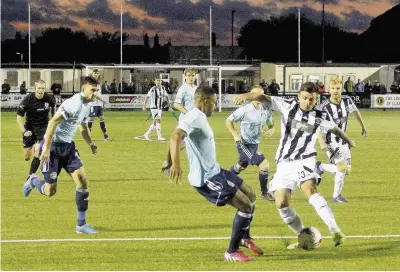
50, 82, 62, 95
110, 79, 117, 94
355, 79, 365, 93
2, 79, 11, 94
170, 78, 178, 94
101, 80, 110, 94
19, 81, 27, 94
212, 80, 219, 92
260, 79, 268, 93
379, 84, 387, 94
344, 77, 355, 93
125, 82, 136, 94
390, 81, 399, 94
268, 79, 280, 95
118, 77, 128, 93
364, 80, 373, 94
317, 81, 325, 95
372, 80, 380, 94
239, 79, 250, 93
226, 82, 235, 94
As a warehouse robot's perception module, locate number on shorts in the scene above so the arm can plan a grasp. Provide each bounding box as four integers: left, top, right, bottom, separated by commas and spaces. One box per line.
297, 170, 306, 179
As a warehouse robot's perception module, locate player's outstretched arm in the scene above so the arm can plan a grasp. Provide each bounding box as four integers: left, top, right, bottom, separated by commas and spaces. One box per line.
225, 119, 241, 143
234, 92, 271, 105
331, 127, 356, 148
353, 109, 367, 137
168, 128, 186, 184
80, 123, 97, 155
143, 96, 149, 112
40, 112, 64, 163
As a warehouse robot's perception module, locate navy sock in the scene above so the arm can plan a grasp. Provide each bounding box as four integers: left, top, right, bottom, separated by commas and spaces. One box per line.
29, 157, 41, 175
88, 121, 93, 131
229, 164, 240, 175
100, 120, 107, 134
32, 178, 46, 195
242, 204, 255, 239
228, 211, 252, 253
76, 188, 89, 227
259, 170, 269, 193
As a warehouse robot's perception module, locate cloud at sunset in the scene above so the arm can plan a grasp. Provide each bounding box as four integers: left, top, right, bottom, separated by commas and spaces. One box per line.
1, 0, 397, 45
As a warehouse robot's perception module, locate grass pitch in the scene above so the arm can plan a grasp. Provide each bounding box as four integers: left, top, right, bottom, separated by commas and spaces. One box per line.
1, 110, 400, 270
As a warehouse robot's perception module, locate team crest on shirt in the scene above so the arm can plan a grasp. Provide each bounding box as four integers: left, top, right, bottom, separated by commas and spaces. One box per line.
44, 103, 49, 109
50, 172, 57, 179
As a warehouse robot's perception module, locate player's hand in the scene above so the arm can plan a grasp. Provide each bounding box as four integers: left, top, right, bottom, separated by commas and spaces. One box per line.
233, 133, 242, 144
169, 164, 183, 184
263, 127, 275, 138
39, 148, 50, 164
90, 143, 98, 155
233, 94, 246, 105
23, 130, 32, 137
349, 140, 356, 148
361, 127, 367, 138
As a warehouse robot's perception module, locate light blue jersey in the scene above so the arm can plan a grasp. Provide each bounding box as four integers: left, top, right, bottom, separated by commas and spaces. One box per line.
227, 102, 273, 144
53, 93, 92, 143
174, 82, 197, 121
177, 108, 221, 187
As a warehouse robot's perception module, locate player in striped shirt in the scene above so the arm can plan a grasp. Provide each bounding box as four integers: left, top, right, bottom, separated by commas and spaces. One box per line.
226, 86, 275, 200
234, 82, 355, 249
316, 76, 367, 203
142, 78, 169, 141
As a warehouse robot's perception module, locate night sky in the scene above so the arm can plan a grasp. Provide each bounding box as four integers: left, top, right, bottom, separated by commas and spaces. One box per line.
2, 0, 398, 45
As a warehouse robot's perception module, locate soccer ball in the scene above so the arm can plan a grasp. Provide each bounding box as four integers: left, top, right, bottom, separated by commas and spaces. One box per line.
298, 227, 322, 250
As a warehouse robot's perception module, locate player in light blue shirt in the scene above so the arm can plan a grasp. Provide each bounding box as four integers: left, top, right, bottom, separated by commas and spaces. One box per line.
22, 76, 100, 234
163, 86, 263, 262
173, 67, 197, 121
226, 86, 275, 200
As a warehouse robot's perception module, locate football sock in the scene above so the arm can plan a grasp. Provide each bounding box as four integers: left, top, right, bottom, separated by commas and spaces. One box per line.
333, 171, 346, 198
88, 120, 93, 131
258, 170, 269, 193
76, 188, 89, 227
146, 113, 152, 121
29, 157, 41, 175
321, 163, 338, 174
155, 123, 162, 138
229, 164, 240, 175
278, 207, 304, 234
309, 193, 341, 233
145, 124, 155, 135
32, 178, 46, 195
100, 120, 107, 135
242, 202, 255, 239
227, 211, 252, 253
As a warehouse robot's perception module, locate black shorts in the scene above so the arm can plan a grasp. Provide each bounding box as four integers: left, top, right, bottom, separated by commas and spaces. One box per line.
89, 106, 104, 117
23, 127, 47, 148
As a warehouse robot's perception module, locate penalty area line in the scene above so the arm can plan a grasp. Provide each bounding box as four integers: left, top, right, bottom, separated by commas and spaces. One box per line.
2, 234, 400, 243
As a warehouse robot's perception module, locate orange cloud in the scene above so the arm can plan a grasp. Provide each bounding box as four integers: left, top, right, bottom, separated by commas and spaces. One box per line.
108, 0, 166, 24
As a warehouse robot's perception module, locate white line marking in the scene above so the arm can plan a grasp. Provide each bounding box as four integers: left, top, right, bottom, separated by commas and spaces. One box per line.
2, 234, 400, 243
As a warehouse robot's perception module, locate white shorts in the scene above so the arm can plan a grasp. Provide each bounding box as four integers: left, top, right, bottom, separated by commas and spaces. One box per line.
269, 157, 317, 193
327, 143, 352, 167
150, 109, 162, 120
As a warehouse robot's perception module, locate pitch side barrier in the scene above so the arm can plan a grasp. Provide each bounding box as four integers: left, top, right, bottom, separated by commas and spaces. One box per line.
3, 92, 396, 110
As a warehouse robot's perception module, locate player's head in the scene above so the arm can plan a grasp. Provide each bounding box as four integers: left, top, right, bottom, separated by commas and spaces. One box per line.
81, 76, 100, 102
34, 80, 46, 99
91, 69, 100, 80
329, 76, 343, 100
194, 85, 216, 117
250, 85, 264, 105
298, 82, 318, 111
155, 78, 162, 87
184, 67, 197, 85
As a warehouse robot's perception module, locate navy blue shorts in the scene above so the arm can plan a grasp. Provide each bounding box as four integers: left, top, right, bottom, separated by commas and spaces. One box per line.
194, 169, 243, 206
237, 142, 265, 166
39, 141, 83, 184
23, 126, 47, 148
89, 106, 104, 117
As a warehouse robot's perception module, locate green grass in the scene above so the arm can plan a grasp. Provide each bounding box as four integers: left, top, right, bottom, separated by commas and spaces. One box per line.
2, 110, 400, 270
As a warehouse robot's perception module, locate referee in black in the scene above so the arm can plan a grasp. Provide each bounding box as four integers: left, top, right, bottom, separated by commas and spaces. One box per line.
16, 80, 56, 179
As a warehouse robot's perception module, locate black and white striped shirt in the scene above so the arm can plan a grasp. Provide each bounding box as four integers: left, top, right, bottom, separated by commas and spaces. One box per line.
272, 97, 336, 163
147, 86, 166, 109
316, 96, 357, 145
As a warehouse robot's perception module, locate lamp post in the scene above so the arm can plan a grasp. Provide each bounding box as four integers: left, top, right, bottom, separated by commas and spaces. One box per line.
16, 52, 23, 62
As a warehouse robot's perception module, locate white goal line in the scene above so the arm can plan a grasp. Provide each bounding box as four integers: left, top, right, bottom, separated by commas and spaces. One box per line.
2, 234, 400, 244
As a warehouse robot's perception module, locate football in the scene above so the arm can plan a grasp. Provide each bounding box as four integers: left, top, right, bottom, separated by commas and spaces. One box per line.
298, 227, 322, 250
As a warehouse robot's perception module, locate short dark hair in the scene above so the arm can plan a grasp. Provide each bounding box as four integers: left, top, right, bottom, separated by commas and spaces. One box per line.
93, 69, 99, 73
195, 85, 215, 101
81, 76, 100, 86
299, 82, 319, 94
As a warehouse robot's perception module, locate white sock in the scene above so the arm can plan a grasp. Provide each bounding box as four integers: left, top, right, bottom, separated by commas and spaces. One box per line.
155, 123, 162, 138
278, 207, 304, 234
333, 171, 346, 198
145, 124, 155, 135
321, 163, 338, 174
309, 193, 341, 233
